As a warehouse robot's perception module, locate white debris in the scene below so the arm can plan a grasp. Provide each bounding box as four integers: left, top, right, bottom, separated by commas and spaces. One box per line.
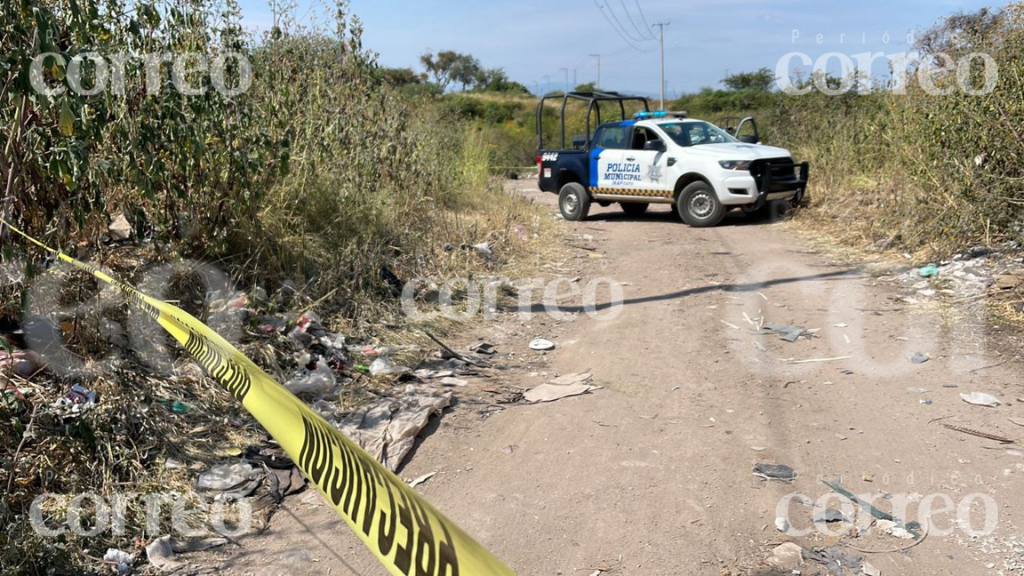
960, 392, 1002, 408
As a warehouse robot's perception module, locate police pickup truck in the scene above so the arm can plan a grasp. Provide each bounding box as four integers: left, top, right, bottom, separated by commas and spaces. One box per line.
536, 91, 808, 227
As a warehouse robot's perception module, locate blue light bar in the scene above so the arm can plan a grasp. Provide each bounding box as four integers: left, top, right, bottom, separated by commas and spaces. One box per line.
635, 110, 668, 119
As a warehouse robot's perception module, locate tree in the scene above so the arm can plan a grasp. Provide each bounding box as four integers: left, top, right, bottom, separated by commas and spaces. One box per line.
420, 51, 483, 91
420, 50, 462, 90
378, 66, 426, 87
474, 68, 531, 94
450, 54, 482, 91
574, 82, 597, 92
722, 68, 776, 92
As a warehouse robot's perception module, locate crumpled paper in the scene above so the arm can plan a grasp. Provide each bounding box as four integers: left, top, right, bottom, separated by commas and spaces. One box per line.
337, 385, 452, 472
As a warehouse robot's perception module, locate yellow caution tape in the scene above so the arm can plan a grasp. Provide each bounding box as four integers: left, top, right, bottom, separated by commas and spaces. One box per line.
4, 222, 515, 576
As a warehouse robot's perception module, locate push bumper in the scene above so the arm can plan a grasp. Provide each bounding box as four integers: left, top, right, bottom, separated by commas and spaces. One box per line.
751, 161, 809, 209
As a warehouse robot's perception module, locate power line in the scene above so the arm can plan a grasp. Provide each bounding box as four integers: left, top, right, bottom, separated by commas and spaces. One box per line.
633, 0, 656, 38
603, 1, 646, 43
618, 0, 656, 41
593, 0, 652, 50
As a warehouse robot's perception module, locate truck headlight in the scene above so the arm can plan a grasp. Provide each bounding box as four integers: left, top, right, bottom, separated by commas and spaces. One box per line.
719, 160, 752, 171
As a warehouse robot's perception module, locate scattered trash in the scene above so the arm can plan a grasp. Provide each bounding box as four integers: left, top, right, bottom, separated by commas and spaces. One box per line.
529, 338, 556, 351
862, 561, 882, 576
467, 242, 493, 260
408, 472, 437, 488
907, 352, 931, 364
753, 463, 797, 482
156, 398, 191, 414
285, 363, 336, 395
103, 548, 135, 575
766, 542, 803, 570
380, 266, 404, 295
286, 312, 348, 370
145, 537, 184, 573
920, 399, 933, 406
108, 213, 133, 241
256, 316, 288, 334
788, 356, 852, 365
354, 364, 370, 374
821, 479, 922, 537
266, 465, 306, 502
549, 372, 593, 386
812, 508, 849, 524
960, 392, 1001, 408
369, 357, 411, 377
414, 368, 456, 379
524, 381, 597, 404
774, 517, 791, 533
338, 385, 453, 472
172, 537, 228, 553
802, 546, 865, 575
244, 443, 295, 470
60, 384, 98, 410
439, 377, 468, 387
967, 246, 994, 259
994, 273, 1022, 291
469, 342, 497, 355
762, 322, 807, 343
196, 462, 259, 492
0, 383, 25, 411
918, 264, 940, 278
422, 331, 491, 368
752, 341, 767, 352
943, 424, 1014, 444
877, 519, 916, 540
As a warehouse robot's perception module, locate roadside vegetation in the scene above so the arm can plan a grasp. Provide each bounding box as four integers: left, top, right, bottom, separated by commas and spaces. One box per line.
0, 1, 551, 572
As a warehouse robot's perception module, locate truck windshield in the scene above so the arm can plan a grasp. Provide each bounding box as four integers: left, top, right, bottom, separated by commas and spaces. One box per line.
659, 121, 737, 147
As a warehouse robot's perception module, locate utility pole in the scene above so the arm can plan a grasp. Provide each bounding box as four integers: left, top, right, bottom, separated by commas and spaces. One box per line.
534, 80, 539, 95
590, 53, 601, 89
653, 22, 670, 110
543, 75, 550, 94
560, 67, 569, 94
573, 69, 577, 90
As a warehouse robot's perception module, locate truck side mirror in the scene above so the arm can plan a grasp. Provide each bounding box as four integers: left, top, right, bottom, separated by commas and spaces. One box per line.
644, 140, 666, 152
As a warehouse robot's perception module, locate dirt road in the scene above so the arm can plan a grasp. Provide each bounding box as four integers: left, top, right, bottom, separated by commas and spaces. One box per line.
196, 184, 1024, 575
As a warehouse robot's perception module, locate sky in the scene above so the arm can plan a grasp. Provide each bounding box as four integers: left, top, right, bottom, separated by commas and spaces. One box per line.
235, 0, 998, 96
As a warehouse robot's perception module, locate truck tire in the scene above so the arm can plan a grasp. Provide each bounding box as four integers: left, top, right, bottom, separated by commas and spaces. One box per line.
558, 183, 591, 221
620, 202, 648, 216
677, 181, 725, 227
744, 199, 790, 222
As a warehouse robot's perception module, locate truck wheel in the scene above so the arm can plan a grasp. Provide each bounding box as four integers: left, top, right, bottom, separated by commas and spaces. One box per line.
558, 183, 591, 221
677, 181, 725, 227
744, 199, 790, 222
620, 202, 648, 216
